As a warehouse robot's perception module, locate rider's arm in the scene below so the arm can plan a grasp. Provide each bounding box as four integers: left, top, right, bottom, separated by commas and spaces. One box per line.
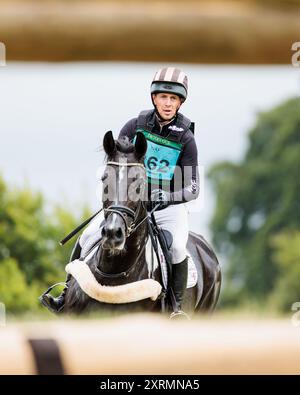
118, 118, 137, 141
169, 132, 200, 204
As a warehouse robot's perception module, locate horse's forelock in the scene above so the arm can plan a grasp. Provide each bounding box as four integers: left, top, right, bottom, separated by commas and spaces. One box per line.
115, 137, 135, 155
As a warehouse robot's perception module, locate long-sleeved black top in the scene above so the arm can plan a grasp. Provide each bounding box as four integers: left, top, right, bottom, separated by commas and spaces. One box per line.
118, 112, 199, 204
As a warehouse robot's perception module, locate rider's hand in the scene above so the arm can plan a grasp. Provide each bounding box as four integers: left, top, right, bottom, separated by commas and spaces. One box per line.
150, 189, 171, 211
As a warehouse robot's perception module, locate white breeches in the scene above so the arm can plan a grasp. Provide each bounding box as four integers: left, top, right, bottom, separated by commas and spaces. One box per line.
153, 204, 189, 264
79, 204, 189, 264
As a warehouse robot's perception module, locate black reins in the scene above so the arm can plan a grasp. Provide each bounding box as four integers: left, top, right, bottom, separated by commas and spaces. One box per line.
60, 160, 156, 245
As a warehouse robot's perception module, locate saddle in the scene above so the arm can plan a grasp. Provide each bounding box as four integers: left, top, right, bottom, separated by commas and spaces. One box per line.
145, 220, 171, 310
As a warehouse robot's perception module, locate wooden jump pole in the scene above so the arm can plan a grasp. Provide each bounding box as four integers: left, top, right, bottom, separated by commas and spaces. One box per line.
1, 315, 299, 375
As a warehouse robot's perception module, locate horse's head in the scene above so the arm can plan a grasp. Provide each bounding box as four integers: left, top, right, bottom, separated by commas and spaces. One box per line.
101, 131, 147, 251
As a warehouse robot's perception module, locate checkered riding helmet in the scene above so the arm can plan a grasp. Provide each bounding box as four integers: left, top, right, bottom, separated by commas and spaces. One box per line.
151, 67, 188, 102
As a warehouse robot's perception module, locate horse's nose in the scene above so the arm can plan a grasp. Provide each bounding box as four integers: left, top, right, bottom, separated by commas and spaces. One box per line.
101, 225, 123, 240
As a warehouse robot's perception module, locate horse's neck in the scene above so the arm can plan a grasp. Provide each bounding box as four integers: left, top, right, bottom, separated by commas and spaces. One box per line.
99, 212, 148, 275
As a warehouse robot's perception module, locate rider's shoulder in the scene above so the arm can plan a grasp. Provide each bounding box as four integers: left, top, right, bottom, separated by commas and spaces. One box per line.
119, 117, 138, 139
177, 114, 196, 144
182, 129, 196, 148
124, 117, 138, 128
185, 127, 195, 139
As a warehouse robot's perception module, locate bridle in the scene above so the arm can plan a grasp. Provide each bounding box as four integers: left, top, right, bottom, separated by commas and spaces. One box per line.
97, 160, 153, 279
103, 161, 149, 238
59, 160, 160, 280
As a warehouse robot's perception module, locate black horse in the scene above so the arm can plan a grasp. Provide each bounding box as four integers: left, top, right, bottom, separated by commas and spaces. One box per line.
61, 131, 221, 315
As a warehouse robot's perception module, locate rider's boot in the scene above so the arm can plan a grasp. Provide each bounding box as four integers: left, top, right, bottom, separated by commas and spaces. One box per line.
169, 257, 190, 320
39, 237, 82, 313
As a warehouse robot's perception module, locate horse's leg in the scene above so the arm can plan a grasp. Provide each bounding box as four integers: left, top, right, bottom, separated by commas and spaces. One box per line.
181, 286, 198, 313
64, 276, 90, 313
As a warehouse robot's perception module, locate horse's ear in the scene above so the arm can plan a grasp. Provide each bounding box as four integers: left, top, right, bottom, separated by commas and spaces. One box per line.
134, 132, 147, 159
103, 130, 116, 157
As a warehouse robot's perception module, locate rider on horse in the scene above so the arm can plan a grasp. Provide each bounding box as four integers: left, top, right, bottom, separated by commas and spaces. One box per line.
43, 67, 200, 317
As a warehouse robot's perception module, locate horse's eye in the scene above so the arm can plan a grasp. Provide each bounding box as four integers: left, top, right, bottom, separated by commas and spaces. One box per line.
136, 187, 141, 194
104, 185, 108, 194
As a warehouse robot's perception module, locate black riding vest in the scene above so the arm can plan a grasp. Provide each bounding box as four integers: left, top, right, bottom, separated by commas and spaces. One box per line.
137, 109, 194, 142
136, 109, 194, 188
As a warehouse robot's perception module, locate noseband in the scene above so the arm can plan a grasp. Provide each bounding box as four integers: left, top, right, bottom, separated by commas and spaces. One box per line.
104, 205, 138, 237
104, 161, 146, 237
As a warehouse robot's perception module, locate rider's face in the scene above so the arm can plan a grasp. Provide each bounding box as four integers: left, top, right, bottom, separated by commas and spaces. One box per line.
152, 93, 182, 120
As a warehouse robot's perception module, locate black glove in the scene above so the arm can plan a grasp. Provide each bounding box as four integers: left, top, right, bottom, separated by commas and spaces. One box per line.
149, 189, 171, 211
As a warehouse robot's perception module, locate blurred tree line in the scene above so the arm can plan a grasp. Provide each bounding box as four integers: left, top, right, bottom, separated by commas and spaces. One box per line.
0, 177, 90, 313
209, 97, 300, 312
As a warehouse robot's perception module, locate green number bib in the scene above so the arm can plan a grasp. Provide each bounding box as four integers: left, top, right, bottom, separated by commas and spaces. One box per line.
135, 129, 183, 184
